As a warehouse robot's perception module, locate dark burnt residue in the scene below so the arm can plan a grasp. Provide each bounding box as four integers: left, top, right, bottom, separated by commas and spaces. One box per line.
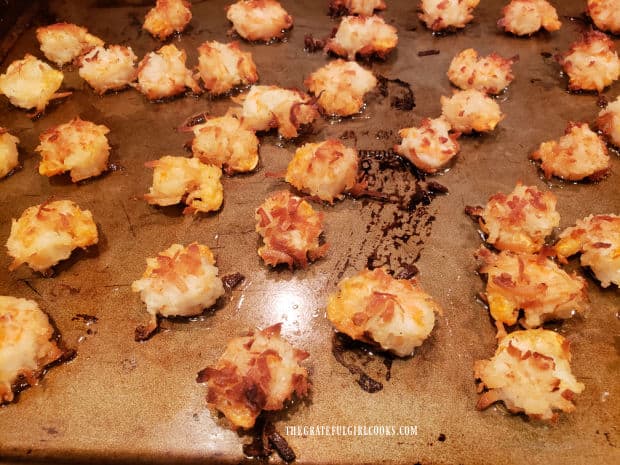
222, 272, 245, 292
376, 75, 415, 111
304, 34, 326, 53
540, 51, 553, 58
332, 332, 394, 393
357, 150, 446, 277
71, 313, 98, 324
418, 49, 440, 57
244, 416, 296, 463
597, 95, 609, 108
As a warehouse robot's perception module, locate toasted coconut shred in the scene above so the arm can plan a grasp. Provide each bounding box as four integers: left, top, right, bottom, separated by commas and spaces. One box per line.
475, 246, 588, 334
78, 45, 137, 94
255, 190, 328, 269
143, 0, 192, 40
197, 41, 258, 95
325, 15, 398, 61
135, 44, 200, 100
530, 122, 610, 181
0, 127, 20, 179
198, 323, 309, 429
474, 329, 585, 421
0, 296, 64, 403
440, 89, 504, 134
144, 156, 223, 214
285, 139, 360, 203
6, 200, 99, 273
467, 183, 560, 254
36, 117, 111, 182
394, 117, 460, 173
498, 0, 561, 36
597, 95, 620, 148
327, 268, 441, 357
418, 0, 480, 31
587, 0, 620, 35
447, 48, 516, 95
329, 0, 387, 16
226, 0, 293, 42
556, 214, 620, 288
36, 23, 104, 67
558, 31, 620, 93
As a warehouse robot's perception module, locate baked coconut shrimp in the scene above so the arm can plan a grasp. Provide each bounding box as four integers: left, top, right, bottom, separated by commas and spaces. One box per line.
143, 0, 192, 40
329, 0, 387, 16
285, 139, 360, 203
474, 329, 585, 421
144, 156, 223, 214
0, 128, 19, 179
78, 45, 137, 94
498, 0, 561, 36
226, 0, 293, 42
558, 31, 620, 93
304, 59, 377, 116
325, 15, 398, 61
190, 114, 259, 174
530, 122, 610, 181
587, 0, 620, 35
255, 190, 328, 269
466, 183, 560, 254
418, 0, 480, 32
131, 243, 225, 339
36, 118, 110, 182
394, 117, 460, 173
36, 23, 104, 67
596, 95, 620, 148
440, 89, 504, 134
556, 214, 620, 288
197, 41, 258, 95
6, 200, 98, 273
0, 54, 69, 115
135, 44, 200, 100
475, 247, 588, 335
327, 268, 441, 357
0, 296, 64, 403
238, 85, 318, 138
447, 48, 516, 95
197, 323, 309, 429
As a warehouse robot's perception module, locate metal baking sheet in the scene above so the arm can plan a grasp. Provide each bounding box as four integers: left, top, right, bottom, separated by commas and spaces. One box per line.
0, 0, 618, 464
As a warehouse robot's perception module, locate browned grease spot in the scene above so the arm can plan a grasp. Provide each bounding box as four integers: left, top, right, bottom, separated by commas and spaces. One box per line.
222, 272, 245, 291
243, 416, 296, 462
376, 76, 415, 111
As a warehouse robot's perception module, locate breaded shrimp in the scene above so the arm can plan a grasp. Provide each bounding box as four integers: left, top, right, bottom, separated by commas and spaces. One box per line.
325, 15, 398, 61
440, 89, 504, 134
36, 23, 104, 67
498, 0, 561, 36
0, 128, 19, 179
78, 45, 137, 94
143, 0, 192, 40
226, 0, 293, 42
197, 41, 258, 95
418, 0, 480, 31
447, 48, 516, 95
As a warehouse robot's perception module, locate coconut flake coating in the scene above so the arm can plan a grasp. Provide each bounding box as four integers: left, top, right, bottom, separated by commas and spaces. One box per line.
36, 23, 104, 67
587, 0, 620, 35
327, 268, 441, 357
6, 200, 98, 273
226, 0, 293, 42
0, 296, 64, 403
36, 117, 110, 182
530, 122, 610, 181
474, 329, 585, 421
498, 0, 561, 36
144, 156, 223, 214
597, 95, 620, 148
198, 323, 309, 429
143, 0, 192, 40
197, 41, 258, 95
329, 0, 386, 16
556, 214, 620, 288
78, 45, 137, 94
325, 15, 398, 61
418, 0, 480, 31
440, 89, 503, 134
0, 128, 19, 179
447, 48, 516, 95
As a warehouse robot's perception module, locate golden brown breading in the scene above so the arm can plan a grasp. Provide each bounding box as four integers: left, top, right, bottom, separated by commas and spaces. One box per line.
226, 0, 293, 42
587, 0, 620, 35
440, 89, 504, 134
468, 183, 560, 254
285, 139, 359, 203
325, 15, 398, 61
304, 59, 377, 116
198, 323, 309, 429
327, 268, 441, 357
474, 329, 585, 421
530, 122, 610, 181
191, 114, 259, 174
255, 191, 328, 269
0, 296, 64, 403
596, 95, 620, 148
0, 127, 19, 179
329, 0, 387, 16
558, 31, 620, 92
36, 117, 110, 182
556, 214, 620, 288
36, 23, 104, 67
498, 0, 561, 36
475, 247, 588, 334
197, 41, 258, 95
394, 117, 460, 173
78, 45, 137, 94
6, 200, 99, 273
144, 156, 223, 214
0, 54, 69, 114
143, 0, 192, 40
418, 0, 480, 31
447, 48, 516, 95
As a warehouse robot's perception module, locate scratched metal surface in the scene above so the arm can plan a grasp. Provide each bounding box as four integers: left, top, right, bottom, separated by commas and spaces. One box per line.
0, 0, 619, 464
